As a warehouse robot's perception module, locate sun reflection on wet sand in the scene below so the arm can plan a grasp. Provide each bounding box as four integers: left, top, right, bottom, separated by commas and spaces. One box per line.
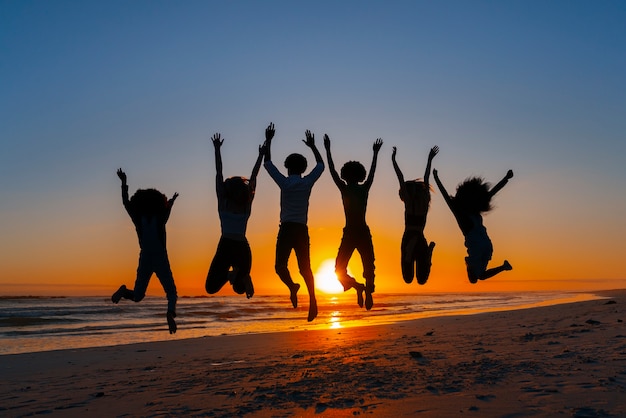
329, 311, 342, 329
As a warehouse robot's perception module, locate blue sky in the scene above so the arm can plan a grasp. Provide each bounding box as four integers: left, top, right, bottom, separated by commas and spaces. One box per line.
1, 1, 625, 295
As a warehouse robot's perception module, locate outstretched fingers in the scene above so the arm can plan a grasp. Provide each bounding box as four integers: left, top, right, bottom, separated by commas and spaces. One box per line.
211, 133, 223, 147
373, 138, 383, 152
116, 168, 127, 182
265, 122, 275, 141
303, 130, 315, 147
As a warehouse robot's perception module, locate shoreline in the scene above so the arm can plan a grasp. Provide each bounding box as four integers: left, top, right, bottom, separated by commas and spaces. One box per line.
0, 290, 604, 356
1, 289, 625, 416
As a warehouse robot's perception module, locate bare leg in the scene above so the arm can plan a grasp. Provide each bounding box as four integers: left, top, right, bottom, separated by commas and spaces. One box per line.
289, 283, 300, 308
307, 293, 318, 322
166, 311, 177, 334
479, 260, 513, 281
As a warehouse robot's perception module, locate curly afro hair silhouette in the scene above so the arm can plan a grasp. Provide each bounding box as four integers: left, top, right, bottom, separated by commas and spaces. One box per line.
129, 189, 168, 216
340, 161, 366, 184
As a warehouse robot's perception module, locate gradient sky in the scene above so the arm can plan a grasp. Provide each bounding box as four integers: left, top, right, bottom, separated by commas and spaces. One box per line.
1, 1, 625, 297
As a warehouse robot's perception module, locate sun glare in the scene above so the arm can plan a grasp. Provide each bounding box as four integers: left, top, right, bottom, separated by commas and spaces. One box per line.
315, 259, 345, 294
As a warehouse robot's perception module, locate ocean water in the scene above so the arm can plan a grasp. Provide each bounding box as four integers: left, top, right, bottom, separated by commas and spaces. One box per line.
0, 292, 598, 356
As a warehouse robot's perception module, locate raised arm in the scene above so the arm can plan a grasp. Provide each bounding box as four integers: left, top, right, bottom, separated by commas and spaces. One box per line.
116, 168, 131, 211
323, 134, 343, 188
489, 169, 514, 197
164, 192, 179, 222
432, 169, 453, 209
391, 146, 405, 188
423, 145, 439, 187
249, 142, 266, 193
364, 138, 383, 188
211, 133, 224, 196
303, 129, 323, 164
263, 122, 275, 163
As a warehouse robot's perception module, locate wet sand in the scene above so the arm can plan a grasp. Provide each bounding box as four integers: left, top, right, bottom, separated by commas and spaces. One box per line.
1, 290, 625, 417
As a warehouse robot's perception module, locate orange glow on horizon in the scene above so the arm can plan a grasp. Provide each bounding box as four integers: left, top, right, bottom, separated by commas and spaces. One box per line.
314, 259, 345, 294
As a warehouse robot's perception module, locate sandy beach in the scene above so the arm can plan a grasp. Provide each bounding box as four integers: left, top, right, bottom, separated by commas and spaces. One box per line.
1, 290, 624, 417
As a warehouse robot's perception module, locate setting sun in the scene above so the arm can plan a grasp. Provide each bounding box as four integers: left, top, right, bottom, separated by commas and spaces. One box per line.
315, 259, 345, 294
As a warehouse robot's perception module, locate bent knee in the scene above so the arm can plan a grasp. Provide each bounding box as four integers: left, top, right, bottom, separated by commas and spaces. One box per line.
298, 267, 314, 279
205, 282, 221, 294
275, 265, 289, 276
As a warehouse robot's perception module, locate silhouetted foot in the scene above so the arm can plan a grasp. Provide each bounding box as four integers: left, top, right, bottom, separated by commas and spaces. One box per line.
244, 276, 254, 299
503, 260, 513, 271
356, 283, 365, 308
307, 299, 318, 322
290, 283, 300, 308
167, 311, 177, 334
365, 284, 374, 310
111, 285, 126, 304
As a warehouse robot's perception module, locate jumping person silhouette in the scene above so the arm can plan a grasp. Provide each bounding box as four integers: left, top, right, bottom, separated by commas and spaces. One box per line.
112, 169, 179, 334
392, 145, 438, 285
433, 168, 514, 283
324, 135, 382, 310
205, 131, 265, 298
263, 123, 325, 321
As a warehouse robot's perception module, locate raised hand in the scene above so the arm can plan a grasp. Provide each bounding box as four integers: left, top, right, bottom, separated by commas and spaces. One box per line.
171, 192, 179, 202
211, 133, 223, 148
433, 168, 439, 178
116, 168, 127, 184
490, 169, 514, 197
429, 145, 439, 160
373, 138, 383, 152
323, 134, 331, 150
303, 130, 315, 147
265, 122, 275, 142
392, 146, 397, 160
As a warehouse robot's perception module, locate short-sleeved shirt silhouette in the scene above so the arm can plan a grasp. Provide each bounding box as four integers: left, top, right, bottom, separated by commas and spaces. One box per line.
264, 161, 324, 224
